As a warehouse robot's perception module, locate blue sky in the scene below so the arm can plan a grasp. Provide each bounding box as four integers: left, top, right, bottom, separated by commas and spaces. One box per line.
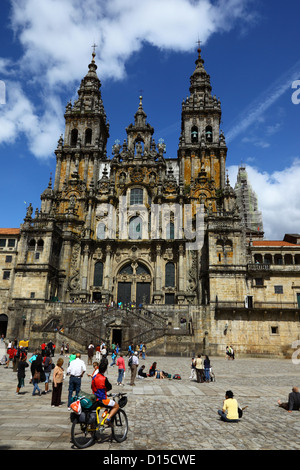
0, 0, 300, 239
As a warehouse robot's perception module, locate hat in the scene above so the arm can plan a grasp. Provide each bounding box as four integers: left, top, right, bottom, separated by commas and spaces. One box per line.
134, 351, 138, 355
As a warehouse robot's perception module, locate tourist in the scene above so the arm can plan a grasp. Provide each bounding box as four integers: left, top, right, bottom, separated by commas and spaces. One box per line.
110, 350, 117, 367
51, 358, 64, 407
31, 353, 44, 396
5, 344, 17, 369
87, 342, 94, 365
67, 353, 86, 408
189, 357, 196, 380
130, 351, 139, 386
138, 365, 147, 378
149, 362, 157, 377
43, 350, 53, 394
87, 361, 99, 379
218, 390, 240, 422
116, 353, 125, 385
204, 355, 211, 382
278, 387, 300, 412
91, 359, 119, 426
16, 355, 29, 395
195, 354, 204, 383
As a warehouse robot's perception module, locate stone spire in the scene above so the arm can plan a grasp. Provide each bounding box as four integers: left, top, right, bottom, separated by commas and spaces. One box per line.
234, 166, 264, 233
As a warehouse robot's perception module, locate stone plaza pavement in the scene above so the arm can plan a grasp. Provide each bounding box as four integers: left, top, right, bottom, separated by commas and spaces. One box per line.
1, 352, 300, 452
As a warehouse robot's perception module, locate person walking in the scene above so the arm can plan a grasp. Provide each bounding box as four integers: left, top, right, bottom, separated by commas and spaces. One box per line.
16, 355, 29, 395
31, 353, 44, 396
67, 353, 86, 409
43, 350, 53, 394
51, 358, 64, 407
87, 342, 94, 365
130, 352, 139, 386
116, 353, 126, 385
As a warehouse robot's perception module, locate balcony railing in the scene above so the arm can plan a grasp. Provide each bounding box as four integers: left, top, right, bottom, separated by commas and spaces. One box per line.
213, 300, 300, 309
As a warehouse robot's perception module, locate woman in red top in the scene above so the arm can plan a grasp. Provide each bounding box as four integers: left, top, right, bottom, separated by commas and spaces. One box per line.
116, 353, 125, 385
91, 360, 119, 426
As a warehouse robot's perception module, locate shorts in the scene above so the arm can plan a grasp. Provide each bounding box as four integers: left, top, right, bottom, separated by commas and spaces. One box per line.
101, 398, 116, 407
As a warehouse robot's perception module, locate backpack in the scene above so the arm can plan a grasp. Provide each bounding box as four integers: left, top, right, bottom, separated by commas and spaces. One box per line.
128, 357, 133, 367
173, 374, 181, 380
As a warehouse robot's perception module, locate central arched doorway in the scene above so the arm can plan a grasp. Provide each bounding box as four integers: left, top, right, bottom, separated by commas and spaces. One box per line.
117, 262, 152, 306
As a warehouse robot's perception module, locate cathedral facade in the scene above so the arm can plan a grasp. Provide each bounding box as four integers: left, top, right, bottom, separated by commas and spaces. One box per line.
1, 49, 300, 357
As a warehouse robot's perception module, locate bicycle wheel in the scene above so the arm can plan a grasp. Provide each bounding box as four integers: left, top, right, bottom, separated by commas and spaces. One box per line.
71, 418, 96, 449
111, 409, 128, 443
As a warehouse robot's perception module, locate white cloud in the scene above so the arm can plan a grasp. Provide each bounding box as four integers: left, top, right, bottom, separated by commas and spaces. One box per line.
228, 160, 300, 240
0, 0, 254, 159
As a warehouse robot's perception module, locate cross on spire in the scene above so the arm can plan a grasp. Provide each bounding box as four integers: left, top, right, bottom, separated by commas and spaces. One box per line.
91, 43, 98, 62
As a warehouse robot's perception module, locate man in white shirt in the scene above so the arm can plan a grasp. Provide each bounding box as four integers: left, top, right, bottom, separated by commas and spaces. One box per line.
67, 353, 86, 408
130, 352, 139, 386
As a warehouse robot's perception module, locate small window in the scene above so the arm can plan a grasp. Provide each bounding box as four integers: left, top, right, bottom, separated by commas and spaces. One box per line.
5, 256, 12, 263
191, 126, 198, 143
271, 326, 279, 335
85, 128, 92, 145
8, 239, 15, 248
255, 278, 263, 286
274, 285, 283, 294
35, 252, 40, 260
0, 239, 6, 247
30, 292, 35, 299
3, 271, 10, 280
130, 188, 143, 205
70, 128, 78, 146
205, 125, 213, 142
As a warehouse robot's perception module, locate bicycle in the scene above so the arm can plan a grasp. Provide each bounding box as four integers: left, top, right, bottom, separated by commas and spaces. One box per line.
70, 392, 128, 449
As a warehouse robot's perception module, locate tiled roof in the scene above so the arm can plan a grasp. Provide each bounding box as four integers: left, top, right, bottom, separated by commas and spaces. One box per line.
252, 240, 298, 247
0, 228, 20, 235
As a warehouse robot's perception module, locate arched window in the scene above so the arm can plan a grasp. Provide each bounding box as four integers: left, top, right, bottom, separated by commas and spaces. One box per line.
130, 188, 143, 205
37, 240, 44, 251
28, 239, 36, 251
129, 216, 142, 240
71, 128, 78, 146
166, 222, 174, 240
205, 125, 213, 143
85, 128, 92, 145
97, 223, 106, 240
165, 262, 175, 287
191, 126, 198, 143
119, 264, 133, 275
93, 262, 103, 287
136, 264, 150, 275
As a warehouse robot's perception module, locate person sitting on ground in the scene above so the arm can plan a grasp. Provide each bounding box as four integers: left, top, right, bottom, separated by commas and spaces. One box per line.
218, 390, 240, 422
91, 359, 119, 426
149, 362, 157, 377
278, 386, 300, 412
138, 365, 147, 378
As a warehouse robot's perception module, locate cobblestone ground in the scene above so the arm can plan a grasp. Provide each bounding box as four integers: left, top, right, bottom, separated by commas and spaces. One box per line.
1, 353, 300, 451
